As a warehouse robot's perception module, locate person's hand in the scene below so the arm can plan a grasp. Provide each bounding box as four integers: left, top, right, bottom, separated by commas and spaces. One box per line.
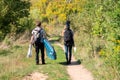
30, 41, 33, 45
73, 46, 76, 53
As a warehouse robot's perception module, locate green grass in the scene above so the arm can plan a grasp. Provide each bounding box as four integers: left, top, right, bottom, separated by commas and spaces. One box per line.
0, 43, 70, 80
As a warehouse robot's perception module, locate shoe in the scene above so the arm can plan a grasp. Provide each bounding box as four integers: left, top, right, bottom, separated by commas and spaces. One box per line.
66, 61, 71, 65
36, 61, 39, 65
66, 61, 69, 65
36, 63, 39, 65
68, 61, 71, 64
42, 62, 45, 64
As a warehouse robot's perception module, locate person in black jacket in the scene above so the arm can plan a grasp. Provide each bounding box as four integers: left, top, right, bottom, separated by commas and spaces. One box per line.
30, 21, 46, 65
62, 20, 75, 64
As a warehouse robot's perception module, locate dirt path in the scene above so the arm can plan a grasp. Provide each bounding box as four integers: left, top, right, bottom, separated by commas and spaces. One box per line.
56, 43, 94, 80
23, 42, 94, 80
23, 72, 48, 80
67, 57, 94, 80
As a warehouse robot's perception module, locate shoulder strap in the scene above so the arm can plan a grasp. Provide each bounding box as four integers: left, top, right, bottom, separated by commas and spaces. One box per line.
38, 28, 42, 32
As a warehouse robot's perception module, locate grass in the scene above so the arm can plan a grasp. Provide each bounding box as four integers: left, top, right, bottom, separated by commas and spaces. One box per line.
0, 42, 70, 80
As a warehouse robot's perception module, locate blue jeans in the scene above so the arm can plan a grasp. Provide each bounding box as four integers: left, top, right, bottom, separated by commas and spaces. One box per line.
64, 45, 72, 64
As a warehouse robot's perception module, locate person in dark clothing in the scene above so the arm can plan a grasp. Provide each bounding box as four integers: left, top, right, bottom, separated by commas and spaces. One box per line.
62, 20, 75, 64
30, 21, 46, 65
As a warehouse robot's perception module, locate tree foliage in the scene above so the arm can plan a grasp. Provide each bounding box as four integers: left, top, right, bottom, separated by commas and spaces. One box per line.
68, 0, 120, 80
0, 0, 120, 79
0, 0, 30, 40
30, 0, 85, 23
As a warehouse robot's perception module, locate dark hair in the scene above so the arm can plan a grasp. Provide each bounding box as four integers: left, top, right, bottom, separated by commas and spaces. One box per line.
66, 20, 70, 29
36, 21, 41, 26
66, 20, 70, 25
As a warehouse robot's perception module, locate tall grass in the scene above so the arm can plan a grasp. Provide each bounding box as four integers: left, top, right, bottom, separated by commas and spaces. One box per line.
0, 42, 70, 80
73, 29, 120, 80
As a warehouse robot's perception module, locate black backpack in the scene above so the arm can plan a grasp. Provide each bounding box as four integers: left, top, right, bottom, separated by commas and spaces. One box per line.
35, 29, 43, 44
64, 29, 73, 45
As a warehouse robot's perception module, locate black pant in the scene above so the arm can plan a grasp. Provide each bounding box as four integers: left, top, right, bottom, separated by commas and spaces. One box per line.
35, 42, 45, 64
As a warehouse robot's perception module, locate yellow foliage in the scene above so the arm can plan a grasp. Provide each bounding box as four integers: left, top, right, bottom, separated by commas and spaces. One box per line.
30, 0, 85, 22
117, 40, 120, 43
111, 39, 120, 44
41, 0, 47, 3
114, 46, 120, 52
58, 14, 66, 22
99, 49, 106, 56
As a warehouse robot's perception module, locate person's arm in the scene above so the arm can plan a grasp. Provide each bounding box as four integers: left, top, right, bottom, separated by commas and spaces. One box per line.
61, 25, 66, 36
61, 30, 65, 37
30, 29, 35, 44
61, 29, 66, 37
30, 35, 34, 44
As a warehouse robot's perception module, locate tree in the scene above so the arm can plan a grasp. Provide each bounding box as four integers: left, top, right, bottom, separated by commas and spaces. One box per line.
0, 0, 30, 40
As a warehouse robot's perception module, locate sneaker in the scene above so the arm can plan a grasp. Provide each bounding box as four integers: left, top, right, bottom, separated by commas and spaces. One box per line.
68, 61, 71, 64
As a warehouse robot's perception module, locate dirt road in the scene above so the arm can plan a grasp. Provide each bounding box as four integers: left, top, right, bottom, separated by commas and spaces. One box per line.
56, 43, 94, 80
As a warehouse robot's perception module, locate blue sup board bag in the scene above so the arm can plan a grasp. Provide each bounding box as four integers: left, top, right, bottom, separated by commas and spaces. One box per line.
43, 39, 57, 60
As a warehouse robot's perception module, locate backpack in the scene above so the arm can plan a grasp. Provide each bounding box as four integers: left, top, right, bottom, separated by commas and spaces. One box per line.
34, 29, 43, 44
64, 29, 73, 45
